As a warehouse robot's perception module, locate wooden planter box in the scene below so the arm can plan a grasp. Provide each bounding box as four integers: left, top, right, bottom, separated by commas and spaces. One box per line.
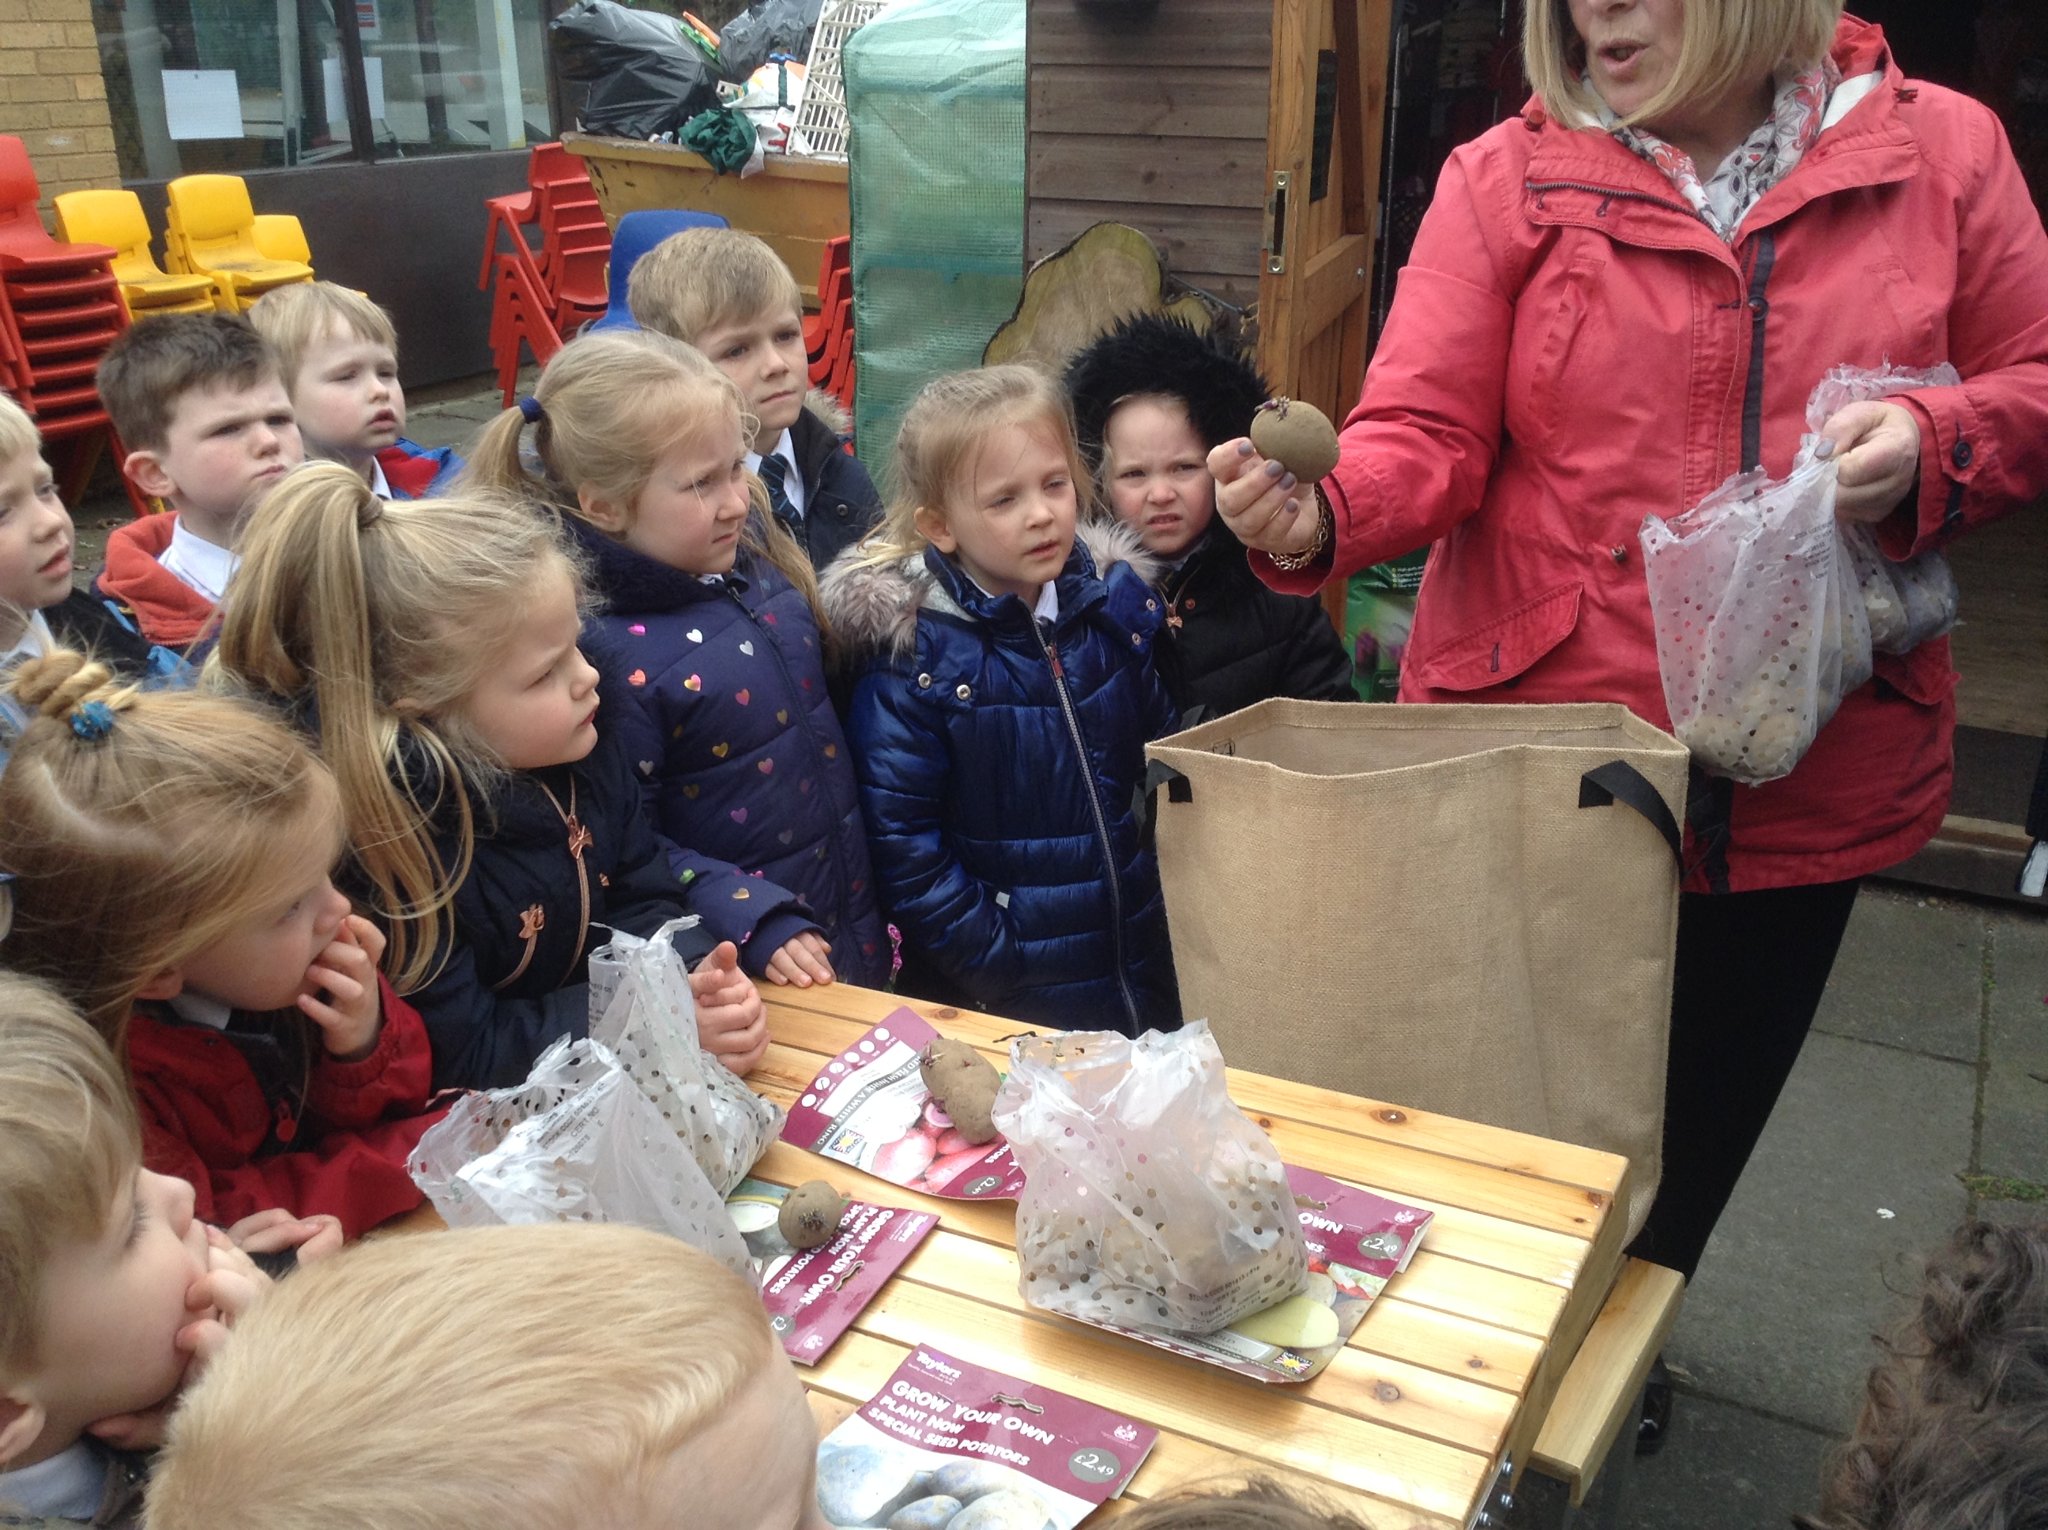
561, 132, 851, 306
1025, 0, 1392, 424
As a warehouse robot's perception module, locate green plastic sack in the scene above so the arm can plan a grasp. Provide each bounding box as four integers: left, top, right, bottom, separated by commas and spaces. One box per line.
680, 106, 757, 173
1342, 550, 1427, 701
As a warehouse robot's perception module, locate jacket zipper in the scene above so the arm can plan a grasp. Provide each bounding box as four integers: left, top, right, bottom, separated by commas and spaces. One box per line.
1738, 228, 1777, 472
1027, 617, 1142, 1034
724, 584, 856, 924
1524, 179, 1693, 217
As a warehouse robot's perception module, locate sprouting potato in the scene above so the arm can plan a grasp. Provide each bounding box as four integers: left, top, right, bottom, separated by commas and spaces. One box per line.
778, 1179, 849, 1249
919, 1038, 1002, 1145
1249, 396, 1341, 481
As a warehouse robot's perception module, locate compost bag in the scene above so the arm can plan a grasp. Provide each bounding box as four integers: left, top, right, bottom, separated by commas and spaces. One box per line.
551, 0, 720, 140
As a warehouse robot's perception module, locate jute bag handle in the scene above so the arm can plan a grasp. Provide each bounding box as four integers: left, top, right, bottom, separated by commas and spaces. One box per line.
1148, 756, 1683, 868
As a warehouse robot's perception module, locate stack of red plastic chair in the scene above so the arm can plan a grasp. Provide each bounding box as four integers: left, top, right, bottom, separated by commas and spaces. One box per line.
0, 137, 150, 516
805, 236, 854, 411
479, 143, 611, 404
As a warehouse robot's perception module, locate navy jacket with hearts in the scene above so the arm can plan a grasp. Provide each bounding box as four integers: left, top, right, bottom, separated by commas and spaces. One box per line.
570, 517, 890, 987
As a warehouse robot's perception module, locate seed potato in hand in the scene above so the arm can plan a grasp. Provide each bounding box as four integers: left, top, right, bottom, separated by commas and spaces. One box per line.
1249, 397, 1341, 482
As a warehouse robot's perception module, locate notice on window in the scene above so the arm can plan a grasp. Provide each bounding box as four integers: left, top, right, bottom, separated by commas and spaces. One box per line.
161, 70, 244, 140
321, 55, 386, 124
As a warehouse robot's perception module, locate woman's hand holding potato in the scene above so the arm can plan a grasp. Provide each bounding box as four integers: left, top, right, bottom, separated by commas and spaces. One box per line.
1208, 439, 1324, 559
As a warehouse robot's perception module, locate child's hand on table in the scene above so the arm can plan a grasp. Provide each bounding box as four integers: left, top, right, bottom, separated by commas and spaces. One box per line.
300, 914, 385, 1060
691, 940, 768, 1075
763, 930, 835, 988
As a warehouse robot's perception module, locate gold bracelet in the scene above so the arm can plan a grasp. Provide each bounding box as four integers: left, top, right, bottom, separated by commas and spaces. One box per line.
1266, 488, 1332, 572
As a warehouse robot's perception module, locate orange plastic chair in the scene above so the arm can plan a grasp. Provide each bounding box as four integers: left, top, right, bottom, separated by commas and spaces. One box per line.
52, 189, 215, 317
163, 175, 313, 311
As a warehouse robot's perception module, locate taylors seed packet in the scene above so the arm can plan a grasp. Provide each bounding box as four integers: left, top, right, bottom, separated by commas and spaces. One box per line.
1041, 1166, 1433, 1384
727, 1178, 936, 1365
815, 1346, 1157, 1529
781, 1010, 1028, 1200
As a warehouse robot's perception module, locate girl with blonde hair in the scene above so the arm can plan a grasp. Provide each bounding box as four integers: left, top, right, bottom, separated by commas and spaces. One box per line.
0, 648, 439, 1237
464, 331, 886, 986
210, 462, 783, 1089
821, 364, 1179, 1034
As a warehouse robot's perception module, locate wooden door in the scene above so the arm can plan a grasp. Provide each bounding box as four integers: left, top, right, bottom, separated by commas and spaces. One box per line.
1256, 0, 1392, 425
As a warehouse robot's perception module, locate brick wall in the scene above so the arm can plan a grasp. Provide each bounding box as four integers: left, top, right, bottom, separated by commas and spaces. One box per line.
0, 0, 119, 224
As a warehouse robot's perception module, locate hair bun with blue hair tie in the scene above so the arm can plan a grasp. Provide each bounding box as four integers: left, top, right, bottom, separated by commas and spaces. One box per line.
69, 699, 116, 742
518, 396, 545, 424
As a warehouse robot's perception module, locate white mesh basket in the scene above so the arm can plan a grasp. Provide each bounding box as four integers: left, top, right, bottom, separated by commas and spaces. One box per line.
788, 0, 891, 159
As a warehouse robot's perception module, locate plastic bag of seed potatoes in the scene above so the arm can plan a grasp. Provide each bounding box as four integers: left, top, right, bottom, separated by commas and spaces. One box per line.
588, 917, 783, 1196
408, 1035, 754, 1278
991, 1022, 1309, 1336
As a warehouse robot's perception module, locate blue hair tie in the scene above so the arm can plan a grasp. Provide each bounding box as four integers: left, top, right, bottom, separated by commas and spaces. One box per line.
518, 396, 545, 424
69, 699, 116, 742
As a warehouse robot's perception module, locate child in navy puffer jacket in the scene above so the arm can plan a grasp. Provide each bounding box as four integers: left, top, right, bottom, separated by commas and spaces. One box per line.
466, 331, 887, 988
823, 365, 1180, 1036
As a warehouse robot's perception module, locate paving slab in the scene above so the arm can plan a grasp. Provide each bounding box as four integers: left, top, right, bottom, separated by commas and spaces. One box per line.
1629, 1391, 1835, 1530
1978, 907, 2048, 1188
1812, 889, 1987, 1062
1664, 1032, 1975, 1432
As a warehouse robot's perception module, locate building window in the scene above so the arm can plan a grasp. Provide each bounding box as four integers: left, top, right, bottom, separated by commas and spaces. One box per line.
92, 0, 553, 179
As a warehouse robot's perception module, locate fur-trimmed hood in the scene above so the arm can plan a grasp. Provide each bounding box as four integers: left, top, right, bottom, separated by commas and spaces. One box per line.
820, 516, 1160, 661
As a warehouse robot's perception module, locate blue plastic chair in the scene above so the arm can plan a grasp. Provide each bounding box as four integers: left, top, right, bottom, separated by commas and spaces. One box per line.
587, 208, 731, 333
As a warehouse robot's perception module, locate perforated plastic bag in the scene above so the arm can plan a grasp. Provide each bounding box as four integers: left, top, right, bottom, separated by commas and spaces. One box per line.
1641, 363, 1959, 784
1808, 363, 1961, 657
408, 1036, 754, 1278
991, 1023, 1308, 1336
588, 917, 782, 1196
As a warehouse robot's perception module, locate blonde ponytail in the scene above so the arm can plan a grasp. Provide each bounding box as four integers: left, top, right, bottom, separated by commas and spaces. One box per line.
212, 462, 579, 993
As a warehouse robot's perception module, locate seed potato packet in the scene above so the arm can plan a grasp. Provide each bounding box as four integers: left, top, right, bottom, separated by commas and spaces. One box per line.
815, 1346, 1157, 1529
1056, 1166, 1433, 1384
781, 1010, 1027, 1200
726, 1177, 938, 1365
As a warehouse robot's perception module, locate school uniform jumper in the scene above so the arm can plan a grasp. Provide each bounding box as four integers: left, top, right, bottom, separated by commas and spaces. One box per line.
823, 520, 1181, 1035
569, 517, 891, 987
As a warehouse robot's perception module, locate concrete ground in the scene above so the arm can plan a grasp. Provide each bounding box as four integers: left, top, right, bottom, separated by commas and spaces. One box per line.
63, 376, 2048, 1530
1629, 882, 2048, 1527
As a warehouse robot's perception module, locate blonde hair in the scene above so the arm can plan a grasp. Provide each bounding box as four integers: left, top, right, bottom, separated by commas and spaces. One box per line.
209, 462, 580, 993
247, 281, 399, 390
462, 329, 824, 627
0, 974, 141, 1377
0, 390, 38, 463
626, 226, 803, 345
854, 363, 1090, 569
1523, 0, 1841, 128
0, 649, 343, 1050
148, 1223, 782, 1530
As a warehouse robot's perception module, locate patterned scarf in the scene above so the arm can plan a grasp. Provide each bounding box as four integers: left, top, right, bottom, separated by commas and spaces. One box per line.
1592, 58, 1840, 241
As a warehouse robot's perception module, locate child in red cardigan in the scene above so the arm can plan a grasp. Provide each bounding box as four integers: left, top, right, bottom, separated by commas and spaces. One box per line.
0, 648, 442, 1238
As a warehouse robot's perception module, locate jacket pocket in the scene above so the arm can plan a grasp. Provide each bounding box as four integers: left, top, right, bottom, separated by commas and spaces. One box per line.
1408, 579, 1583, 693
1872, 640, 1956, 708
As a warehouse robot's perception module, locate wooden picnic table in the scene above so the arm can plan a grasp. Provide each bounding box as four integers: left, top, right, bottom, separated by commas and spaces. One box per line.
391, 980, 1631, 1525
746, 983, 1632, 1529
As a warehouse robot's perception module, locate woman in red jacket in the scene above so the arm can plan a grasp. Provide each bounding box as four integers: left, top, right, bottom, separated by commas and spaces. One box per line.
1214, 0, 2048, 1432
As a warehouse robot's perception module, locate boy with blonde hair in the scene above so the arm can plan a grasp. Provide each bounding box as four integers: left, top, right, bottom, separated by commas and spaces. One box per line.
148, 1223, 830, 1530
248, 282, 461, 500
91, 314, 301, 652
0, 397, 176, 765
627, 227, 880, 572
0, 974, 274, 1528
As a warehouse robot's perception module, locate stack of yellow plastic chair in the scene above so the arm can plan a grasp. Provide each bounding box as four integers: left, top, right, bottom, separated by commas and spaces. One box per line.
163, 175, 313, 312
51, 189, 215, 319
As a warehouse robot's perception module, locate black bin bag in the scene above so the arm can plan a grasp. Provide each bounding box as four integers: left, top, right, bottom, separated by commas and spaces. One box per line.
714, 0, 824, 82
551, 0, 721, 141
